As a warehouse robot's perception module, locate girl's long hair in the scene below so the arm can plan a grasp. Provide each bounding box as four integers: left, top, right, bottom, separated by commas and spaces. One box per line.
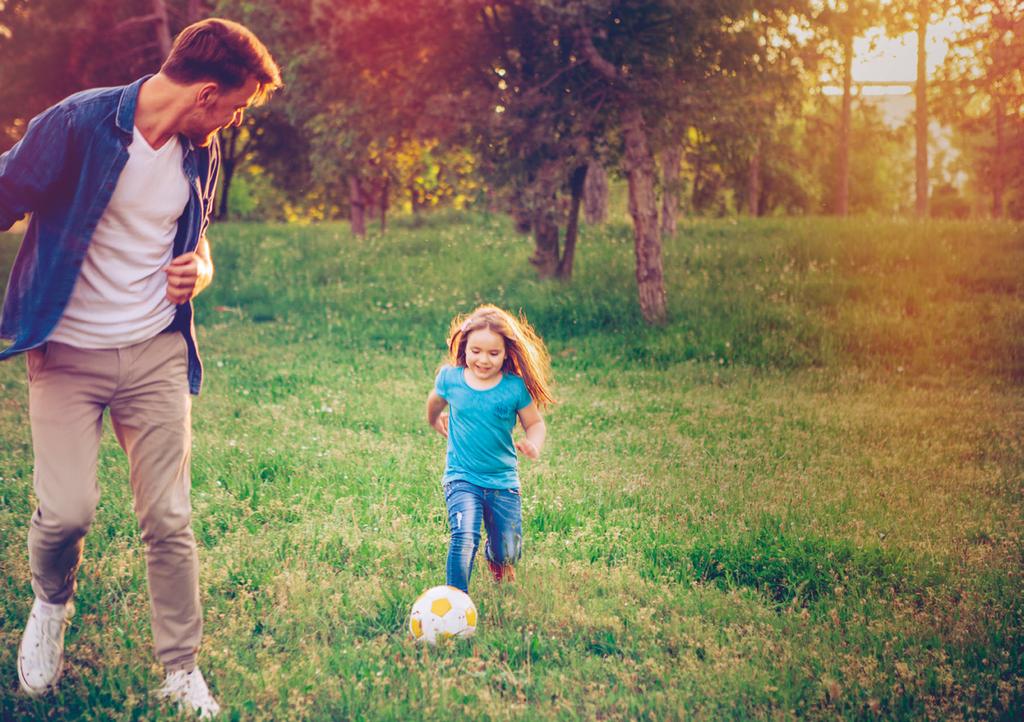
446, 305, 555, 409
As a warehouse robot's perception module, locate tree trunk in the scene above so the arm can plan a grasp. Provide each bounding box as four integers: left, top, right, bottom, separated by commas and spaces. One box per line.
217, 125, 240, 220
835, 33, 853, 217
557, 165, 587, 280
349, 176, 367, 237
530, 210, 560, 279
511, 196, 532, 234
410, 183, 421, 214
575, 27, 665, 320
583, 159, 608, 224
915, 1, 929, 218
218, 159, 235, 219
622, 106, 667, 324
152, 0, 172, 59
747, 139, 762, 216
691, 132, 706, 212
659, 146, 682, 236
993, 99, 1005, 218
380, 175, 389, 234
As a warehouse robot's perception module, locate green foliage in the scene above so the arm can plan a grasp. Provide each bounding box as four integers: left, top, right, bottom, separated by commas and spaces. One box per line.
933, 0, 1024, 219
796, 95, 913, 215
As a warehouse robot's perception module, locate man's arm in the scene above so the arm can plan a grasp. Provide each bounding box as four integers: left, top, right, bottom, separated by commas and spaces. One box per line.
164, 236, 214, 305
0, 104, 73, 231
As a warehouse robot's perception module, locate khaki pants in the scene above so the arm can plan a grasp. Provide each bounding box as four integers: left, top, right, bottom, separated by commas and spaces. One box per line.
26, 332, 200, 672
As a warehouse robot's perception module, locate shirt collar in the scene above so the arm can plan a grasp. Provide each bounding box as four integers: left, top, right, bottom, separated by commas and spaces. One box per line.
115, 75, 153, 137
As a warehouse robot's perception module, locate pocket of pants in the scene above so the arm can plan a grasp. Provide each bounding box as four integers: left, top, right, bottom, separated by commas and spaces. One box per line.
444, 480, 471, 501
25, 343, 49, 383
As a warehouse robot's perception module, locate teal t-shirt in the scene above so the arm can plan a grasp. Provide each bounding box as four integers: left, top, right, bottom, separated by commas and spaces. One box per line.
434, 364, 534, 489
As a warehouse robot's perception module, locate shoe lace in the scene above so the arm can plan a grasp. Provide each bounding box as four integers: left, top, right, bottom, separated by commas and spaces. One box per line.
32, 607, 69, 664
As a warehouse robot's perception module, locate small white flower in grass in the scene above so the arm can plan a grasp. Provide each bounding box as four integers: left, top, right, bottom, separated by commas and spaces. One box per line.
228, 440, 237, 447
320, 405, 334, 414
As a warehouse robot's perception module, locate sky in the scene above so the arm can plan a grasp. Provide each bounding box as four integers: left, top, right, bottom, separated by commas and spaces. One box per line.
839, 17, 964, 93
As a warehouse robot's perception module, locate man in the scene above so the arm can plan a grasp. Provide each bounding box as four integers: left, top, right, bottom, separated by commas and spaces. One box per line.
0, 18, 280, 718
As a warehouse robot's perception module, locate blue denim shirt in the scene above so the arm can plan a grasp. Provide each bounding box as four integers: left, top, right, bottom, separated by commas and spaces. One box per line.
0, 76, 220, 394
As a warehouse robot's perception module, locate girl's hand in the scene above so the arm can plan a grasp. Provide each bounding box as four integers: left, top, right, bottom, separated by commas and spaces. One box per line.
434, 411, 449, 437
515, 439, 539, 460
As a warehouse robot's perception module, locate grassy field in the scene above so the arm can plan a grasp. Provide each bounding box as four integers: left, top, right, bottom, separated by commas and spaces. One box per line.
0, 213, 1021, 720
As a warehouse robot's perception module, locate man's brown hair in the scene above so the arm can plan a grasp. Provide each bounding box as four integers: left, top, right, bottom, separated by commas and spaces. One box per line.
161, 18, 282, 104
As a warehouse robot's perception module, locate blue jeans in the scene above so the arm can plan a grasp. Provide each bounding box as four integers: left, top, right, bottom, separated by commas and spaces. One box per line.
444, 479, 523, 593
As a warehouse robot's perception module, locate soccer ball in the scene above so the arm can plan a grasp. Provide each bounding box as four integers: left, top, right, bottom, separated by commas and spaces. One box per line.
409, 585, 478, 644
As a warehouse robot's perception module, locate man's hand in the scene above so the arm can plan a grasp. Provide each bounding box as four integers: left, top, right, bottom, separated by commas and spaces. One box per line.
164, 251, 212, 305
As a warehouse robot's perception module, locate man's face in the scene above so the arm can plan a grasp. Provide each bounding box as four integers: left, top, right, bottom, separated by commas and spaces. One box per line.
186, 77, 260, 147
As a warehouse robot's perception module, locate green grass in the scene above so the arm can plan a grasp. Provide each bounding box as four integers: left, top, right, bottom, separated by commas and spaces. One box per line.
0, 213, 1022, 720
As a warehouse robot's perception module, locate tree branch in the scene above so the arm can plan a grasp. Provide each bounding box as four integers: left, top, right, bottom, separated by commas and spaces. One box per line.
575, 24, 620, 82
114, 13, 161, 35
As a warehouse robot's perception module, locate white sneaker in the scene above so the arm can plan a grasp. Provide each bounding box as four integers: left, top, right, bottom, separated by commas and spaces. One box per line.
18, 597, 74, 696
157, 667, 221, 718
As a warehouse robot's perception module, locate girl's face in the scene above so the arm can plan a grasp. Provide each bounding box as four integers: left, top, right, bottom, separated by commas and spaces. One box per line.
464, 327, 507, 383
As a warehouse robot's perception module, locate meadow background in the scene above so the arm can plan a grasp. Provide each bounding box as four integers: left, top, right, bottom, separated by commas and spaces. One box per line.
0, 214, 1022, 720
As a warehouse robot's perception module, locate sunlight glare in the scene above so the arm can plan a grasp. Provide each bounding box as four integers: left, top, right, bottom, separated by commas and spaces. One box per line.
853, 17, 963, 84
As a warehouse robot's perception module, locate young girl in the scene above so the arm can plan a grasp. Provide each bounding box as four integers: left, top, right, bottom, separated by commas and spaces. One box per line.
425, 304, 555, 593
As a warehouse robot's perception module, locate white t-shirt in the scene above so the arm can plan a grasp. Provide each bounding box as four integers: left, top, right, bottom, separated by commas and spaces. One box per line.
49, 126, 191, 348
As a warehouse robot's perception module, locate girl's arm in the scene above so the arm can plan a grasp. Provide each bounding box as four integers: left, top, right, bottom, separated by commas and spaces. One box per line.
515, 402, 546, 460
426, 390, 449, 437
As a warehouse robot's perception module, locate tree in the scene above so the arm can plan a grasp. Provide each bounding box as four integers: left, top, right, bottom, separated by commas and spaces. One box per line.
798, 90, 912, 214
212, 0, 372, 227
0, 0, 86, 152
914, 0, 929, 217
573, 0, 812, 320
935, 0, 1024, 218
680, 3, 816, 218
815, 0, 881, 216
215, 1, 489, 227
1, 0, 212, 153
885, 0, 953, 217
456, 2, 611, 280
312, 1, 610, 272
583, 160, 609, 224
574, 9, 667, 322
